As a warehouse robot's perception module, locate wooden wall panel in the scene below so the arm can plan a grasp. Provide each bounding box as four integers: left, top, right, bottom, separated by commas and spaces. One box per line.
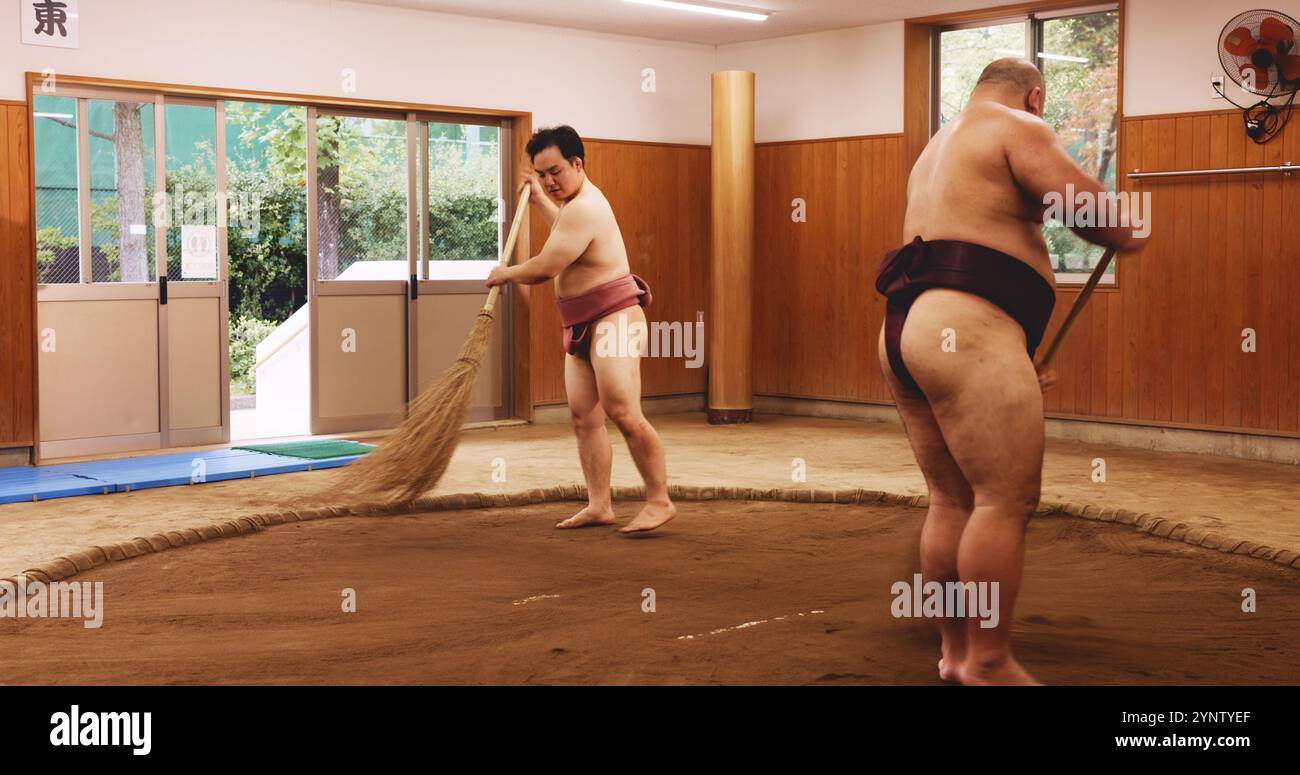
526, 139, 711, 407
752, 113, 1299, 438
753, 134, 906, 402
1285, 110, 1300, 434
1041, 112, 1299, 436
0, 101, 36, 448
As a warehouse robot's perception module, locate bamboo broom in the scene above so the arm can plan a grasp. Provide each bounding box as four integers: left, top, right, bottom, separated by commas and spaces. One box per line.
1035, 245, 1118, 370
331, 186, 532, 505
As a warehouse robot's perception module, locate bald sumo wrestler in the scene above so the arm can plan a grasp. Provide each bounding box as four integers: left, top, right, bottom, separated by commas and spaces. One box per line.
875, 59, 1146, 684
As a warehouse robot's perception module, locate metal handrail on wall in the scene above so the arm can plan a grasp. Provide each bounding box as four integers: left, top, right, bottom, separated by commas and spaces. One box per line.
1127, 162, 1294, 179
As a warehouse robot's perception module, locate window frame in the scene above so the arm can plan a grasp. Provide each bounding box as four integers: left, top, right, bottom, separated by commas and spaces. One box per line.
930, 3, 1122, 288
32, 85, 168, 286
415, 112, 511, 281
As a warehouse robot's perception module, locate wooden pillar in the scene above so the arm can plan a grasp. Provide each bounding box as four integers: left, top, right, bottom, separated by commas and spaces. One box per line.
0, 100, 37, 458
707, 70, 755, 424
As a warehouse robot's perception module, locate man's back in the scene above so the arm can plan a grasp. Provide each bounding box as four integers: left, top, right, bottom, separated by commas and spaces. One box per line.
904, 101, 1054, 287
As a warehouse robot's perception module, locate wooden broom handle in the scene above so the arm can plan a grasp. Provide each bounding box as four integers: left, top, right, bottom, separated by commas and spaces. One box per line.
483, 186, 533, 314
1035, 245, 1118, 370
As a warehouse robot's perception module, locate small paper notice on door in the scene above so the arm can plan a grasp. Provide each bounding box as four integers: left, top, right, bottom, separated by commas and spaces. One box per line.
181, 224, 218, 279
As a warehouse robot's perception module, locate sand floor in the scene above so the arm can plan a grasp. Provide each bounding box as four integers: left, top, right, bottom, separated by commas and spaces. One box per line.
2, 500, 1296, 685
3, 414, 1299, 582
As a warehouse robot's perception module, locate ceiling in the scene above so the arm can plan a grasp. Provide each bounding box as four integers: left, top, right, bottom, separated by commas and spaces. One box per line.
343, 0, 999, 45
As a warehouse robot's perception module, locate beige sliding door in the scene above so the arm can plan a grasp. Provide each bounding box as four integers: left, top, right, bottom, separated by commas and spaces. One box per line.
32, 87, 228, 459
307, 107, 410, 435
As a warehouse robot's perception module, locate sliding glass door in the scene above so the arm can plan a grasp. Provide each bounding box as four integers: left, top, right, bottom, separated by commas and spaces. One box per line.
307, 108, 412, 435
161, 98, 229, 448
305, 109, 512, 434
33, 86, 229, 458
411, 117, 512, 423
34, 86, 514, 456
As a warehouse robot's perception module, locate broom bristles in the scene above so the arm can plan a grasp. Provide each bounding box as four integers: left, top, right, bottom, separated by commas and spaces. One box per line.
329, 308, 498, 506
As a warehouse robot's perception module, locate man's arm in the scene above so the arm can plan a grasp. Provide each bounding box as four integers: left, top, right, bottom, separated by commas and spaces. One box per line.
1006, 116, 1147, 252
522, 174, 561, 227
486, 202, 593, 287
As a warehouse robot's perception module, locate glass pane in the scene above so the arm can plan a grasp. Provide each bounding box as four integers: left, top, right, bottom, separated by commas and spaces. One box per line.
164, 103, 219, 281
225, 101, 307, 320
1040, 10, 1120, 282
427, 122, 502, 279
224, 101, 308, 408
938, 22, 1028, 128
32, 94, 82, 284
316, 115, 409, 281
87, 99, 156, 283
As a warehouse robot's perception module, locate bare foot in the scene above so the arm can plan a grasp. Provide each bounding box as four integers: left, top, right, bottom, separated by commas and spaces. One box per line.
958, 655, 1042, 686
938, 640, 965, 682
618, 501, 677, 534
555, 506, 617, 529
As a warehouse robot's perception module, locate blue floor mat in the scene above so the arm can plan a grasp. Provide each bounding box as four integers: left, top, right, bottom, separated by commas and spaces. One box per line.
49, 448, 313, 492
0, 467, 112, 504
0, 443, 368, 504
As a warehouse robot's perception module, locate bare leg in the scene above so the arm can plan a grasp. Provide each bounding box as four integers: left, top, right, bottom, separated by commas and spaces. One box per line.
877, 326, 975, 682
901, 289, 1044, 685
557, 353, 616, 529
590, 308, 675, 533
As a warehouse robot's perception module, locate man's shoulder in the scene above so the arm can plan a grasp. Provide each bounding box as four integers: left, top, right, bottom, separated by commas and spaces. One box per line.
989, 104, 1054, 142
953, 105, 1055, 164
961, 102, 1042, 132
566, 185, 616, 220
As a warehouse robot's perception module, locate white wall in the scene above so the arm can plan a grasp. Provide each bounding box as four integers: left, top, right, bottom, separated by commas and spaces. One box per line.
7, 0, 1289, 144
709, 0, 1300, 142
1, 0, 717, 143
1124, 0, 1300, 116
717, 22, 905, 143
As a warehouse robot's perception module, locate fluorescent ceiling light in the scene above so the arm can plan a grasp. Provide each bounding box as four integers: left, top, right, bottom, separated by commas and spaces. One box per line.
624, 0, 769, 22
34, 112, 74, 120
1038, 52, 1089, 63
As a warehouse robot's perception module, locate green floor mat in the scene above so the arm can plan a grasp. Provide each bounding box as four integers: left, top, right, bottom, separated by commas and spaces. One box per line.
233, 439, 375, 460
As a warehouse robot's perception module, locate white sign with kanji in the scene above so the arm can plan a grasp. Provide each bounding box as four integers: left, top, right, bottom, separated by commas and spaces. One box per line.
21, 0, 79, 49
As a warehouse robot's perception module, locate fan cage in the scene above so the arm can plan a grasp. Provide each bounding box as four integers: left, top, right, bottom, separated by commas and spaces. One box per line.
1218, 9, 1300, 97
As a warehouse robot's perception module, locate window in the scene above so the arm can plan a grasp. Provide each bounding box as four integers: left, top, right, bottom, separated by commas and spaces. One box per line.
936, 22, 1029, 127
33, 95, 158, 284
935, 5, 1120, 284
32, 94, 82, 284
224, 101, 309, 322
424, 120, 505, 280
163, 102, 217, 281
314, 114, 410, 281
